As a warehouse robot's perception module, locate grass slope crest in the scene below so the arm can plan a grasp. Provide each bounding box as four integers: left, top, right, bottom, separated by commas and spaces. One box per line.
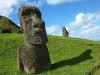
0, 15, 19, 33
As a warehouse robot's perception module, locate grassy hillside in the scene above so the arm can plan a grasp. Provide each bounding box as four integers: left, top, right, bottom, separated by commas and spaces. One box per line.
0, 15, 19, 32
0, 34, 100, 75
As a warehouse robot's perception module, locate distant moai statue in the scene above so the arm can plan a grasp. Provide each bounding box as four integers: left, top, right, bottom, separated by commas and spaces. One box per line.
62, 26, 69, 37
17, 29, 22, 34
17, 5, 51, 74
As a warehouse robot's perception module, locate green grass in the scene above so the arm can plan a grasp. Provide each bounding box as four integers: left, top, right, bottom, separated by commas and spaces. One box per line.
0, 34, 100, 75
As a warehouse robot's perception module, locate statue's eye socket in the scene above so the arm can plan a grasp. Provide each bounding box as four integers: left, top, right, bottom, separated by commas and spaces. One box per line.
22, 12, 31, 16
22, 9, 34, 16
33, 24, 38, 28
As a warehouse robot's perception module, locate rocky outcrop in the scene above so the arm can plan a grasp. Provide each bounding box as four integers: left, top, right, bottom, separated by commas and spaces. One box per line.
0, 28, 12, 33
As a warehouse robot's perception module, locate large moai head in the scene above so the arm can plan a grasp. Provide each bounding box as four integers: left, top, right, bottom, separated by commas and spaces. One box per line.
19, 5, 48, 45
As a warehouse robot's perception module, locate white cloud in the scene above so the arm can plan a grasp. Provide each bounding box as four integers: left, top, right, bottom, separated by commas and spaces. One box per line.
18, 24, 20, 26
0, 0, 17, 17
25, 0, 45, 7
46, 23, 61, 35
46, 0, 82, 5
66, 11, 100, 41
0, 0, 44, 17
0, 0, 27, 17
0, 0, 83, 17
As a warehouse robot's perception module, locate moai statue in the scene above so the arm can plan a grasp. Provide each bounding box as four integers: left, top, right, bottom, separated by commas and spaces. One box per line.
17, 5, 51, 74
17, 29, 22, 34
62, 26, 69, 37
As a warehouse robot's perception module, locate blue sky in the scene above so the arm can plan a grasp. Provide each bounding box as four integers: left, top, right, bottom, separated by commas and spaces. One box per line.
0, 0, 100, 41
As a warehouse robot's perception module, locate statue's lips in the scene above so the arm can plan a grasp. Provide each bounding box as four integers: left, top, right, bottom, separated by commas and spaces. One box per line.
33, 28, 44, 33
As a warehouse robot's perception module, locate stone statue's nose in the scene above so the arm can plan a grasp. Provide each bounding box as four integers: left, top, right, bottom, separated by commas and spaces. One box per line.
38, 22, 45, 29
32, 21, 45, 29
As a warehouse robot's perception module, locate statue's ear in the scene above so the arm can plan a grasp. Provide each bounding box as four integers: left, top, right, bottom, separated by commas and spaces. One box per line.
19, 7, 23, 33
20, 19, 23, 33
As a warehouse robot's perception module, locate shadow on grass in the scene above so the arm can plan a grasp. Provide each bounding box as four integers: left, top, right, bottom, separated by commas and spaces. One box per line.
51, 49, 93, 70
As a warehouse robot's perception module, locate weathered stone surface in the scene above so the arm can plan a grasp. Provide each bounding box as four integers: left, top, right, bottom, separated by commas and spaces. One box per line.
62, 26, 69, 37
17, 41, 51, 74
17, 5, 51, 74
